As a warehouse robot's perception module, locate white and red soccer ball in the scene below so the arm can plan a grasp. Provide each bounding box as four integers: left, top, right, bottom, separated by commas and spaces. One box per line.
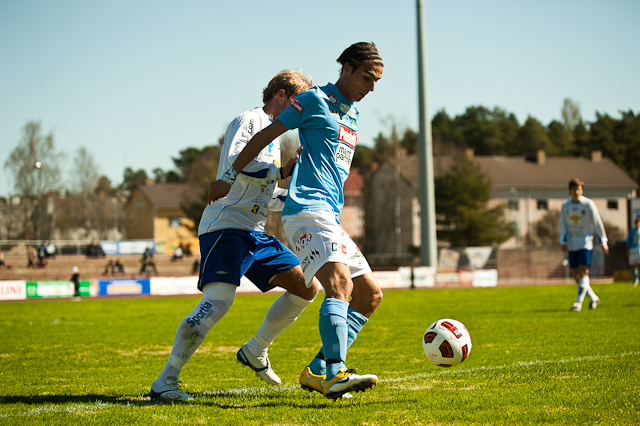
422, 319, 472, 367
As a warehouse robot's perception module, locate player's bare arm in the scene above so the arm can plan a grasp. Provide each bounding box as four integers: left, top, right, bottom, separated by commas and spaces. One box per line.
208, 120, 288, 204
281, 146, 303, 179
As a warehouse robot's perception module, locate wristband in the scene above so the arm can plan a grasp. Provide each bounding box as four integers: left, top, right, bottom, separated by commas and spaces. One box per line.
220, 167, 239, 185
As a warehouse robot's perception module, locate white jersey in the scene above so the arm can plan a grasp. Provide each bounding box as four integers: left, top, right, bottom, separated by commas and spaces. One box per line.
198, 107, 287, 236
559, 196, 608, 251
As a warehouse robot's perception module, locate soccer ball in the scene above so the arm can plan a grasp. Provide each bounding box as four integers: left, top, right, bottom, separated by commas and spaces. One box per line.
422, 318, 472, 367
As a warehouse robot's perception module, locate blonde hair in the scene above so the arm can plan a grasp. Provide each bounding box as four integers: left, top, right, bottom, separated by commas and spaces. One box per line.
262, 69, 313, 103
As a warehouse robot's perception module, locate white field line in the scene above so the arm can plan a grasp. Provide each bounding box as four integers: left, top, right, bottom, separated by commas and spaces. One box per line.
383, 351, 640, 382
3, 351, 638, 417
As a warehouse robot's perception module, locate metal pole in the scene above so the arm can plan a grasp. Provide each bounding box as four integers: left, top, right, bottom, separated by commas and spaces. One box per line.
417, 0, 437, 267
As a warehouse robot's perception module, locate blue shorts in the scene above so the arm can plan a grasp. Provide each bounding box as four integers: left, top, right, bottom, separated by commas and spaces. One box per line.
568, 249, 592, 269
197, 229, 299, 292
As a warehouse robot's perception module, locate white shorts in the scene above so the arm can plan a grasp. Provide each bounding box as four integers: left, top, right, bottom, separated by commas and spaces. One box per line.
629, 248, 640, 266
282, 210, 372, 285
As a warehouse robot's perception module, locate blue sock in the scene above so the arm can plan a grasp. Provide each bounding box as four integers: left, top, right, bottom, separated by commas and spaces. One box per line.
318, 298, 349, 380
309, 306, 368, 377
635, 269, 638, 281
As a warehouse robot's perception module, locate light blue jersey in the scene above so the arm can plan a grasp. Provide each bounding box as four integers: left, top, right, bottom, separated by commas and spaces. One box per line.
277, 83, 358, 219
627, 227, 640, 249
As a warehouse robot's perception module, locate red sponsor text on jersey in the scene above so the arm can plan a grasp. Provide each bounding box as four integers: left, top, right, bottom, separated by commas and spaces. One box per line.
291, 100, 304, 113
338, 125, 357, 148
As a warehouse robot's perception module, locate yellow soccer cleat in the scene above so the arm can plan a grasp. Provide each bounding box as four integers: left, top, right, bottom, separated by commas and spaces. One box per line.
299, 366, 324, 394
322, 368, 377, 400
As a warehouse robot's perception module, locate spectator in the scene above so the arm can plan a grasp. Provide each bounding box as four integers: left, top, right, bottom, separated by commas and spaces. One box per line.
104, 259, 115, 276
27, 247, 37, 268
38, 244, 47, 266
171, 243, 184, 262
114, 259, 125, 274
141, 245, 158, 275
46, 241, 57, 259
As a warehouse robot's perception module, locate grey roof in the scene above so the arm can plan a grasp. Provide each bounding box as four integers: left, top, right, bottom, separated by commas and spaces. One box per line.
473, 156, 638, 191
377, 152, 637, 197
135, 183, 191, 208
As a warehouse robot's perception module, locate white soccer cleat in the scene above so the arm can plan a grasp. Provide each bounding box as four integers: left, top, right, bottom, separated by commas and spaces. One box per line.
589, 299, 600, 310
236, 345, 281, 385
150, 379, 193, 402
322, 368, 378, 400
570, 304, 582, 312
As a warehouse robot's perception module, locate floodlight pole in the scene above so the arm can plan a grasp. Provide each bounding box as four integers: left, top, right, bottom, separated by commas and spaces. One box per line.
417, 0, 437, 267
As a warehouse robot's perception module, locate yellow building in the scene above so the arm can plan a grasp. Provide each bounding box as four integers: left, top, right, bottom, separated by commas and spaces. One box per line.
124, 183, 196, 241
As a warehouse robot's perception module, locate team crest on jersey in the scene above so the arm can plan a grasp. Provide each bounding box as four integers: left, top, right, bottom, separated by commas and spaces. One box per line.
340, 103, 356, 117
328, 94, 337, 104
291, 100, 304, 113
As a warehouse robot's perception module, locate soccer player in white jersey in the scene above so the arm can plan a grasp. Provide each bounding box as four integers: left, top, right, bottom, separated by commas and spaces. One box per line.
559, 178, 609, 312
626, 217, 640, 287
150, 69, 320, 402
209, 42, 384, 399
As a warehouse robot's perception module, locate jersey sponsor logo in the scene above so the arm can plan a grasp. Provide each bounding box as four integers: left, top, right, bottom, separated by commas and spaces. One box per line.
186, 301, 213, 328
293, 227, 313, 252
301, 248, 321, 272
252, 205, 260, 214
248, 118, 254, 135
335, 143, 355, 170
338, 125, 357, 148
331, 242, 347, 254
291, 100, 304, 113
328, 94, 337, 104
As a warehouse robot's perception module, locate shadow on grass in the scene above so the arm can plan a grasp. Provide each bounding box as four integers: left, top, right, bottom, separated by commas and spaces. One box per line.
0, 392, 377, 409
0, 394, 156, 407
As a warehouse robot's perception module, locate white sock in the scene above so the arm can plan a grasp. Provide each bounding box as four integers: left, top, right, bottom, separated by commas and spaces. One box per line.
156, 282, 236, 384
575, 277, 588, 305
245, 291, 313, 356
583, 276, 598, 301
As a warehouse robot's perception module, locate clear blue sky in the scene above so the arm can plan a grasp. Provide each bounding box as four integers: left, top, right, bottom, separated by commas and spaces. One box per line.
1, 0, 639, 197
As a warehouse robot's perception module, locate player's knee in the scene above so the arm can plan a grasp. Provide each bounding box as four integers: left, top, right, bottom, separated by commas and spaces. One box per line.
370, 288, 383, 311
302, 277, 321, 301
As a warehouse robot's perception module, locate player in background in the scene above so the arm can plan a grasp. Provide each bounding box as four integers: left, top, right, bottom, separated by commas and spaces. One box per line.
150, 69, 320, 402
208, 42, 384, 399
626, 217, 640, 287
559, 178, 609, 312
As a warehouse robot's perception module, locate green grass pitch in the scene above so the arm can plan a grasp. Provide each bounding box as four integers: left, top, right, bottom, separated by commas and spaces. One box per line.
1, 283, 639, 425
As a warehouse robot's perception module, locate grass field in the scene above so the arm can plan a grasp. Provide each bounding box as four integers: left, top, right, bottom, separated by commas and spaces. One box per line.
1, 282, 639, 425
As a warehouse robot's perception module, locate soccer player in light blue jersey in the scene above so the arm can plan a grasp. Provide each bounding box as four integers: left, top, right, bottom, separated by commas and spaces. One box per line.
150, 70, 321, 402
209, 42, 384, 399
626, 217, 640, 287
